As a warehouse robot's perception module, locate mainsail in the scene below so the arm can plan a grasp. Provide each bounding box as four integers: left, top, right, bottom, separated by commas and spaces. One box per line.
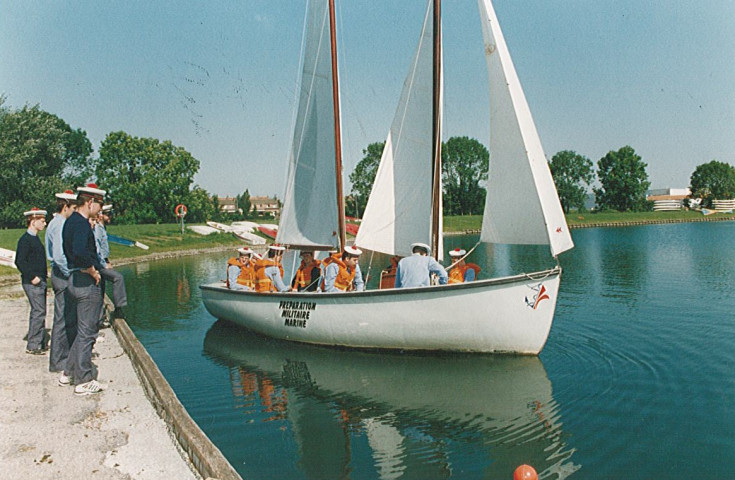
355, 0, 443, 259
277, 0, 343, 250
477, 0, 573, 257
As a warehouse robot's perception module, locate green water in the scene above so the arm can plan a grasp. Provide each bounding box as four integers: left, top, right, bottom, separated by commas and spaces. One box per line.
120, 221, 735, 479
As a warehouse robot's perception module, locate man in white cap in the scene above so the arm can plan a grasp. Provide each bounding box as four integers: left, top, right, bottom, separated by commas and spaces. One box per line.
322, 245, 365, 292
227, 247, 257, 291
46, 190, 78, 379
15, 207, 48, 355
94, 204, 128, 319
254, 244, 291, 292
62, 183, 107, 395
394, 242, 448, 288
447, 248, 481, 284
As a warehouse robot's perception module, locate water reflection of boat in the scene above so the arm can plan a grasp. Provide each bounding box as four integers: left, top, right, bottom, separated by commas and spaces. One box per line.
203, 320, 579, 479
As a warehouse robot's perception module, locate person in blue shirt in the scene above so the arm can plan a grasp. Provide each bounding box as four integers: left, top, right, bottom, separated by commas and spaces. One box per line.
45, 190, 78, 380
15, 208, 48, 355
394, 242, 448, 288
322, 246, 365, 292
94, 205, 128, 319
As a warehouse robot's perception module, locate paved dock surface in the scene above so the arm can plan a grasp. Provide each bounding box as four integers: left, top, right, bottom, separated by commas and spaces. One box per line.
0, 283, 199, 480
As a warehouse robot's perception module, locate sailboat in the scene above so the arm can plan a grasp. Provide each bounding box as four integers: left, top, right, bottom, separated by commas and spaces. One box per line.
200, 0, 573, 354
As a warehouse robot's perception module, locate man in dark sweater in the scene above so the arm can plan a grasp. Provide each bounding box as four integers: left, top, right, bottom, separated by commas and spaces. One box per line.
62, 184, 107, 396
15, 208, 48, 355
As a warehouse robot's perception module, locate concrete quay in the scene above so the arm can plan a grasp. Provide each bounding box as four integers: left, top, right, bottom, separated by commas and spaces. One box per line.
0, 281, 240, 480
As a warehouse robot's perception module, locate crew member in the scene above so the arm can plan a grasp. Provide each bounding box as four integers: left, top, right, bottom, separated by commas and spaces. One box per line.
46, 190, 78, 382
254, 244, 290, 292
322, 245, 365, 292
62, 183, 107, 396
94, 204, 128, 319
291, 250, 321, 292
394, 242, 448, 288
227, 247, 257, 290
15, 208, 48, 355
447, 248, 481, 284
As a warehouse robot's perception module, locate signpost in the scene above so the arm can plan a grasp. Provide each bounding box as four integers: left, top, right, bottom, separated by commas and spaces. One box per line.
175, 204, 188, 234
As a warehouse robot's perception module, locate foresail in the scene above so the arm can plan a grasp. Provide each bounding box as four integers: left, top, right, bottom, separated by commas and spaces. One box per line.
277, 0, 341, 250
477, 0, 573, 257
356, 0, 440, 259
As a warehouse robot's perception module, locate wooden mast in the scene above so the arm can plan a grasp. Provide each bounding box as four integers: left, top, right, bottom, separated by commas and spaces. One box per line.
430, 0, 442, 257
329, 0, 346, 251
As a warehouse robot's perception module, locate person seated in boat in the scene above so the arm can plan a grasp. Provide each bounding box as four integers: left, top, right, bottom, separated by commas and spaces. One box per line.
254, 244, 291, 292
447, 248, 481, 284
321, 245, 364, 293
394, 242, 448, 288
291, 250, 321, 292
227, 247, 257, 291
379, 256, 401, 289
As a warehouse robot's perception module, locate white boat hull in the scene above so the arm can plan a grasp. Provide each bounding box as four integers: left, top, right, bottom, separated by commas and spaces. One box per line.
200, 267, 562, 354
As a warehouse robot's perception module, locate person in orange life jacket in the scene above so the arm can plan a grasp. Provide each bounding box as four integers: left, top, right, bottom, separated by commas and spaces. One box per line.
227, 247, 258, 290
291, 250, 321, 292
395, 242, 448, 288
15, 208, 49, 355
322, 245, 365, 292
447, 248, 481, 283
254, 244, 291, 292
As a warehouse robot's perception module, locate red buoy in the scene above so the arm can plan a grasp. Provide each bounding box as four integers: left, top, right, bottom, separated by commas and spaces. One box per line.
514, 464, 538, 480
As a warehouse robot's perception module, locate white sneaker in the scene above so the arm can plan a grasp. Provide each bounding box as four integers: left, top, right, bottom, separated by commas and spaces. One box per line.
58, 373, 72, 386
74, 379, 107, 396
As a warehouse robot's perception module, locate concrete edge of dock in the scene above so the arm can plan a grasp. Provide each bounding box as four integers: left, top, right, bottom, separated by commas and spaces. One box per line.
111, 314, 243, 480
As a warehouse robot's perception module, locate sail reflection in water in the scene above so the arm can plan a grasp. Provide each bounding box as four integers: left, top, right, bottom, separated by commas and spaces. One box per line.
203, 321, 579, 479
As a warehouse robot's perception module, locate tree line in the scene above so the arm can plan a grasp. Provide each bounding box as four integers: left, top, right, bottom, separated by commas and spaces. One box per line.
2, 100, 734, 228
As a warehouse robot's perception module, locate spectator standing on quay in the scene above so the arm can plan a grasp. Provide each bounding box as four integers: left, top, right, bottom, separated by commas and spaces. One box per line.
94, 204, 128, 319
394, 242, 448, 288
46, 190, 78, 382
15, 208, 48, 355
62, 183, 107, 396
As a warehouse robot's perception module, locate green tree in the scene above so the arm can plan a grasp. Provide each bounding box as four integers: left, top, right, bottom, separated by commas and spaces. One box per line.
96, 131, 200, 224
689, 160, 735, 207
442, 136, 489, 216
550, 150, 594, 213
0, 101, 94, 227
348, 142, 384, 218
237, 189, 252, 219
594, 146, 651, 212
184, 186, 216, 223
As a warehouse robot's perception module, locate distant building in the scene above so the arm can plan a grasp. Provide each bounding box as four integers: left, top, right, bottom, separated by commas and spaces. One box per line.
646, 188, 690, 201
250, 196, 280, 217
217, 196, 240, 214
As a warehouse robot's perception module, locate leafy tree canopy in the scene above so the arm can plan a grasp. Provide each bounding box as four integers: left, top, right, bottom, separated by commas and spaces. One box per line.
348, 142, 384, 218
594, 145, 651, 212
96, 131, 201, 224
442, 136, 489, 216
0, 100, 94, 227
689, 160, 735, 206
550, 150, 594, 213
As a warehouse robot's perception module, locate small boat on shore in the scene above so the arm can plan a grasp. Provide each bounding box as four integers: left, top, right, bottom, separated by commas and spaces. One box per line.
0, 247, 16, 268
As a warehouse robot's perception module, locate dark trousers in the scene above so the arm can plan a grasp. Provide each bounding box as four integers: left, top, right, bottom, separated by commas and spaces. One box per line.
66, 272, 103, 384
100, 267, 127, 308
22, 281, 47, 350
49, 271, 78, 372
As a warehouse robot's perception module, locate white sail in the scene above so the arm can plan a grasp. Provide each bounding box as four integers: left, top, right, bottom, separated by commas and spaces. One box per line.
277, 0, 341, 249
355, 0, 442, 259
477, 0, 573, 257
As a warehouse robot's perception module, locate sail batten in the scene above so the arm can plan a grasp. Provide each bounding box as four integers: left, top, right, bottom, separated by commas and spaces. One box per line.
277, 0, 342, 249
477, 0, 573, 257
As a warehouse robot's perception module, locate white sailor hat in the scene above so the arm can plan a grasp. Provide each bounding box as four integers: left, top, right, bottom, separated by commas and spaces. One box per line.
23, 207, 47, 217
77, 183, 106, 199
449, 248, 466, 257
55, 189, 77, 201
410, 242, 431, 254
268, 243, 286, 252
344, 245, 362, 256
237, 247, 255, 256
102, 204, 113, 212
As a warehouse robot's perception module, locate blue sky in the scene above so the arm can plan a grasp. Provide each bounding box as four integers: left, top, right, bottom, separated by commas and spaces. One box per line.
2, 1, 734, 198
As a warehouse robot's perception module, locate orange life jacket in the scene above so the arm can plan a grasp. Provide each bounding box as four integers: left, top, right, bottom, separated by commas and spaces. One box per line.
321, 254, 356, 292
254, 258, 285, 293
448, 263, 481, 284
292, 259, 321, 291
226, 257, 256, 289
